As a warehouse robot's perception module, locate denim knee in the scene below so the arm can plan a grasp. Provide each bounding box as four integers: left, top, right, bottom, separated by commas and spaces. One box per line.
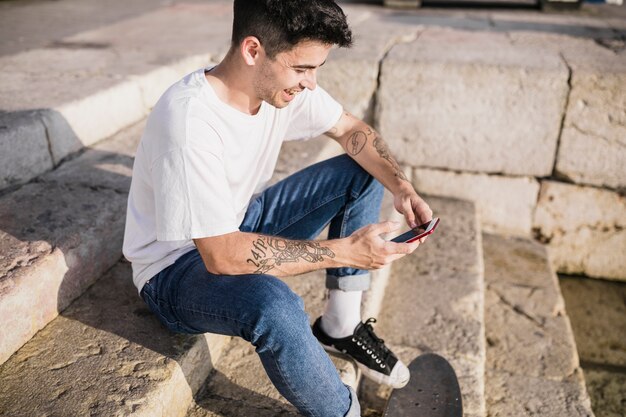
335, 154, 384, 197
245, 275, 308, 348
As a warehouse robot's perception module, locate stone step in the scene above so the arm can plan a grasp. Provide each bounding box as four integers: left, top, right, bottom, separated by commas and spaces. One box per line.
0, 119, 144, 366
559, 276, 626, 417
0, 131, 349, 416
358, 196, 486, 417
0, 260, 230, 417
482, 233, 594, 416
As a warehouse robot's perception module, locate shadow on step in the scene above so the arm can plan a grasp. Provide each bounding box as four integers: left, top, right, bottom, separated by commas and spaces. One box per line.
59, 260, 215, 397
193, 369, 301, 416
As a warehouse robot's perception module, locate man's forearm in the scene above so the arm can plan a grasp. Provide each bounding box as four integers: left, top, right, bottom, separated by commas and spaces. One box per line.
195, 232, 346, 277
244, 234, 339, 275
332, 115, 412, 196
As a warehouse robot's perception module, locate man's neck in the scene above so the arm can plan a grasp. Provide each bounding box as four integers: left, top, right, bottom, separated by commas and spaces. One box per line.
204, 54, 262, 115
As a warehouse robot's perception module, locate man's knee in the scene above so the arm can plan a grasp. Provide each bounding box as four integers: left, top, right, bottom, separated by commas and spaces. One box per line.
244, 275, 308, 343
334, 154, 384, 196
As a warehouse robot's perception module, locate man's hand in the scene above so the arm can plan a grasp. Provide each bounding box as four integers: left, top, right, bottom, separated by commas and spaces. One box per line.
393, 185, 433, 241
340, 221, 420, 270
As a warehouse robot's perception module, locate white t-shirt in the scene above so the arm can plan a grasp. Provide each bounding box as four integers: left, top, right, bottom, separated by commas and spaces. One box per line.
123, 68, 343, 293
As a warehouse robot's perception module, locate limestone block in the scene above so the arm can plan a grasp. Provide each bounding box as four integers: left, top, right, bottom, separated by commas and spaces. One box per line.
533, 181, 626, 280
52, 80, 147, 162
0, 182, 127, 365
43, 119, 143, 191
584, 369, 626, 417
0, 110, 53, 191
0, 262, 229, 417
486, 368, 594, 417
484, 234, 580, 379
319, 12, 419, 119
413, 168, 540, 236
377, 26, 569, 176
560, 276, 626, 367
0, 248, 67, 366
484, 234, 566, 321
558, 41, 626, 189
508, 33, 626, 189
483, 234, 595, 415
0, 117, 145, 365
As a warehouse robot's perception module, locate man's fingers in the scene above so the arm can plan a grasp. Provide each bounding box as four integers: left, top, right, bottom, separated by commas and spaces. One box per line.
415, 203, 434, 225
369, 220, 401, 236
385, 240, 420, 255
401, 200, 417, 228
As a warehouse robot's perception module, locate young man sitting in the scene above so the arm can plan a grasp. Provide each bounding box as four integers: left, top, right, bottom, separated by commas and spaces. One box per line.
123, 1, 432, 415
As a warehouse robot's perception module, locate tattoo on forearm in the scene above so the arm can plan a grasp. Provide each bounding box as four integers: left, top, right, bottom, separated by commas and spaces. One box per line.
348, 131, 367, 156
373, 136, 409, 181
246, 236, 335, 274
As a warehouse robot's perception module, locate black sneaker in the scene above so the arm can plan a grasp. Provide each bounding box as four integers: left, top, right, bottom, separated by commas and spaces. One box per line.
312, 317, 410, 388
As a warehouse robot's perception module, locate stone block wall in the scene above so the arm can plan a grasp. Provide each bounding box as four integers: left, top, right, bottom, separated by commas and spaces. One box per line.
375, 27, 626, 281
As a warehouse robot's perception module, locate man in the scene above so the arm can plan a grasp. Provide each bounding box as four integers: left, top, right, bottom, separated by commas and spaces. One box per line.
123, 0, 432, 415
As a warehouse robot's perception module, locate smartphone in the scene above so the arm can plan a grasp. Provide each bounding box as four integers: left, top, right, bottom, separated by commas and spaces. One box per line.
390, 218, 440, 243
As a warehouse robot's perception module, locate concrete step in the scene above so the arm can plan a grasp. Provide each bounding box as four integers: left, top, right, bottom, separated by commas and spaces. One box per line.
358, 196, 486, 417
0, 1, 233, 192
482, 233, 594, 416
0, 119, 145, 366
0, 260, 230, 417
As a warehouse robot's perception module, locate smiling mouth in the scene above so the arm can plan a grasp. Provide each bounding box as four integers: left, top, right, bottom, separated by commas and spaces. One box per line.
284, 88, 302, 97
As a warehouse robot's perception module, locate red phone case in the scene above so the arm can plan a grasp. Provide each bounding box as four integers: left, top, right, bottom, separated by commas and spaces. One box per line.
404, 218, 440, 243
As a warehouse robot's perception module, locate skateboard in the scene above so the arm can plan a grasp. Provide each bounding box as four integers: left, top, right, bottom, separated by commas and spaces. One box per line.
383, 353, 463, 417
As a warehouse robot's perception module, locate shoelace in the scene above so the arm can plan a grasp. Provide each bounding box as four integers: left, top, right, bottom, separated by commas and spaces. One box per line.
356, 318, 390, 362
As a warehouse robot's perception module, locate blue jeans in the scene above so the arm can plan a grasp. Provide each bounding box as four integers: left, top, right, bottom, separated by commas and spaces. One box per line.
141, 154, 384, 417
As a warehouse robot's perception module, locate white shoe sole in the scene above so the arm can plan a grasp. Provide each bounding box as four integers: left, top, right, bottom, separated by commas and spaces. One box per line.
320, 343, 410, 389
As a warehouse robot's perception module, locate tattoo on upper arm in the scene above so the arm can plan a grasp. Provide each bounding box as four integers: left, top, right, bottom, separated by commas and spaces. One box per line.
348, 131, 367, 156
373, 135, 409, 181
246, 236, 335, 275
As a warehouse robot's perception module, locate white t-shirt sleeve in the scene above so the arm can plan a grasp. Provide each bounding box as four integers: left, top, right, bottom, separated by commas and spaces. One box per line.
151, 147, 238, 241
283, 85, 343, 141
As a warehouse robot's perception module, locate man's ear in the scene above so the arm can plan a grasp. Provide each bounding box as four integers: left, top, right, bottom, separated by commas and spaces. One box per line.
240, 36, 263, 66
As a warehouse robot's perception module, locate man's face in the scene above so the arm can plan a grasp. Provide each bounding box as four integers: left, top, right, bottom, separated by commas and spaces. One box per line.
253, 40, 332, 109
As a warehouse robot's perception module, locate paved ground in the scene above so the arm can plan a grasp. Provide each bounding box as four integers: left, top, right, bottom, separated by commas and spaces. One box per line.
3, 0, 625, 57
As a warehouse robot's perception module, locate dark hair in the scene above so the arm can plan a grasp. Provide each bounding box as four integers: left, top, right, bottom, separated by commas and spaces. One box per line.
232, 0, 352, 58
